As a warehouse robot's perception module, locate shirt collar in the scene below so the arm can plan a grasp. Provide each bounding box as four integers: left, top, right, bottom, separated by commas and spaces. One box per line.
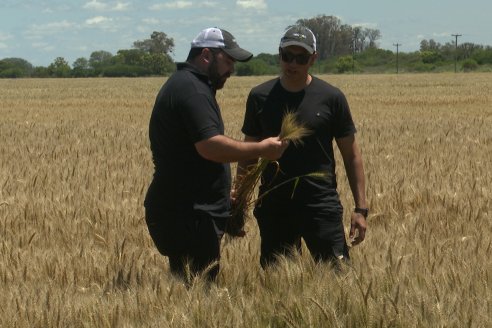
177, 62, 213, 89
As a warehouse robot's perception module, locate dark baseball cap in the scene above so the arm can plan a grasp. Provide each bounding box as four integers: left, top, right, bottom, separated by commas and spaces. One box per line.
279, 26, 317, 54
191, 27, 253, 62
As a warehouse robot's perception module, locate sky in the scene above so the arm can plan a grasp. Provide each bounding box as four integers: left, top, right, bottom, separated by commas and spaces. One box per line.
1, 0, 491, 66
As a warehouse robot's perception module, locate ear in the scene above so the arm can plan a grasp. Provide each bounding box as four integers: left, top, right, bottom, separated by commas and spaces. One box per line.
202, 48, 214, 64
309, 52, 318, 66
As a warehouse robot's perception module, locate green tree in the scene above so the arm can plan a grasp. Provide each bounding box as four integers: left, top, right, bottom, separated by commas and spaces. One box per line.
460, 42, 482, 59
133, 31, 174, 55
89, 50, 113, 74
32, 66, 49, 78
296, 15, 346, 60
471, 47, 492, 64
128, 31, 176, 75
440, 41, 457, 61
115, 49, 145, 66
356, 48, 394, 67
48, 57, 71, 77
296, 15, 381, 60
366, 28, 382, 48
462, 59, 478, 72
420, 51, 442, 64
0, 57, 33, 77
102, 64, 151, 77
142, 53, 174, 75
420, 39, 442, 52
72, 57, 92, 77
335, 55, 358, 73
236, 58, 277, 76
256, 53, 279, 66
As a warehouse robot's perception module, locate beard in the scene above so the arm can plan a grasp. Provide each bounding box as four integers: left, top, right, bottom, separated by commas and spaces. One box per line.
208, 55, 230, 90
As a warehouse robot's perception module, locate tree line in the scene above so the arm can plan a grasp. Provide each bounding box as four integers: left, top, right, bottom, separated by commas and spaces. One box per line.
0, 31, 175, 78
2, 15, 492, 78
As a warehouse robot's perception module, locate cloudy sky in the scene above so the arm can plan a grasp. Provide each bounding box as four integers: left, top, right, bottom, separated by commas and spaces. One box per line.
1, 0, 490, 66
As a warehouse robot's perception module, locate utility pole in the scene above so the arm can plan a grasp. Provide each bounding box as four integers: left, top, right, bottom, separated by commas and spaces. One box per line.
352, 29, 359, 74
352, 37, 356, 74
393, 43, 401, 74
451, 34, 462, 73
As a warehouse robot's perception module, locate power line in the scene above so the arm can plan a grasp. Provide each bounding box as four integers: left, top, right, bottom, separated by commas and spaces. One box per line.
451, 34, 462, 73
393, 43, 401, 74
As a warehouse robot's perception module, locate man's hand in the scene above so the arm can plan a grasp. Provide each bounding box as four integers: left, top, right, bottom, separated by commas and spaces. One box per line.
259, 137, 289, 160
226, 187, 246, 237
349, 212, 367, 246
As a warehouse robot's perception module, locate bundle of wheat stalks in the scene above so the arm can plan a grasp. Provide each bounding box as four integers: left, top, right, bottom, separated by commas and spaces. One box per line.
226, 111, 313, 237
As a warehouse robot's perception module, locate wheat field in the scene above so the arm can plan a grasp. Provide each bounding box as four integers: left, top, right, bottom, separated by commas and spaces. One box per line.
0, 73, 491, 327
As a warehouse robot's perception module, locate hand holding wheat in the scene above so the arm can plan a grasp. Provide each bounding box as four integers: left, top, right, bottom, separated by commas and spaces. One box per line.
226, 111, 312, 237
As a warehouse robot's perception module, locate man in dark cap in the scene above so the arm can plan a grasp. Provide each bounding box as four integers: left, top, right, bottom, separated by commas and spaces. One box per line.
236, 25, 368, 269
144, 27, 289, 282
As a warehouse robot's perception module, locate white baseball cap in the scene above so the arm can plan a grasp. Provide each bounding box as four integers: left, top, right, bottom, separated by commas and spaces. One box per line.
191, 27, 253, 62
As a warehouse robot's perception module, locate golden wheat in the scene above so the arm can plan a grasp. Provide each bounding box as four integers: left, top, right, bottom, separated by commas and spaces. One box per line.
0, 73, 491, 327
227, 111, 311, 237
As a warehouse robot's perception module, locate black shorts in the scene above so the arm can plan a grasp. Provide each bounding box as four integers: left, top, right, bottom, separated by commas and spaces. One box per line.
145, 207, 226, 274
254, 196, 349, 267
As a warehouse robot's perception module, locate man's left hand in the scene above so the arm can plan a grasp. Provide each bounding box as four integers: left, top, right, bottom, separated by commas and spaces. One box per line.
349, 212, 367, 246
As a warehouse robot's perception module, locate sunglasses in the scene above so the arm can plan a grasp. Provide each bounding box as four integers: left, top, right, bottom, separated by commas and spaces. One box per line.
280, 49, 312, 65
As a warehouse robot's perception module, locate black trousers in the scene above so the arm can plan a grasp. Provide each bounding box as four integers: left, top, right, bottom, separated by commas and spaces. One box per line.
145, 207, 225, 282
254, 199, 350, 269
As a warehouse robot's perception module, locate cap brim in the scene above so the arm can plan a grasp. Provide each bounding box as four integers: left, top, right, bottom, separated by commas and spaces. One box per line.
222, 47, 253, 62
280, 41, 315, 54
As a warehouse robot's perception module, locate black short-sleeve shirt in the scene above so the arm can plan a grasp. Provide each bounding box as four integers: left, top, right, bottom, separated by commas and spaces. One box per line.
242, 76, 356, 202
144, 62, 231, 218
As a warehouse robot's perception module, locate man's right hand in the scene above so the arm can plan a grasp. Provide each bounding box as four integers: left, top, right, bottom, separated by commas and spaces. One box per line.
259, 137, 289, 160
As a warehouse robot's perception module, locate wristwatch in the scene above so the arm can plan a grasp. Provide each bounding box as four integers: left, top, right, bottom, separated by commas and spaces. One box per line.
354, 207, 369, 218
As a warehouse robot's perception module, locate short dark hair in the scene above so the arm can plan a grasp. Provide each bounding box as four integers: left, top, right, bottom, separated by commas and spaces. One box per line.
187, 47, 223, 61
187, 47, 204, 61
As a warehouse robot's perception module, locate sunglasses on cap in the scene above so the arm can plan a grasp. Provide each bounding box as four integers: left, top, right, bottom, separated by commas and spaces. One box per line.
280, 49, 312, 65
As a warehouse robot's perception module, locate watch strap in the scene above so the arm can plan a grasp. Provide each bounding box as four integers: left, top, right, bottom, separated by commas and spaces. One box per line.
354, 207, 369, 218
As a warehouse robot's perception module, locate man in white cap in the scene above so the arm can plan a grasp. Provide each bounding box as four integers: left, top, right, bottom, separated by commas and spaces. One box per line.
236, 25, 368, 269
144, 27, 288, 282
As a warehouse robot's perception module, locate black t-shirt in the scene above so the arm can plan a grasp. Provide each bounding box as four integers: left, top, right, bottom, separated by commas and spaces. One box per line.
144, 62, 231, 218
242, 76, 356, 203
